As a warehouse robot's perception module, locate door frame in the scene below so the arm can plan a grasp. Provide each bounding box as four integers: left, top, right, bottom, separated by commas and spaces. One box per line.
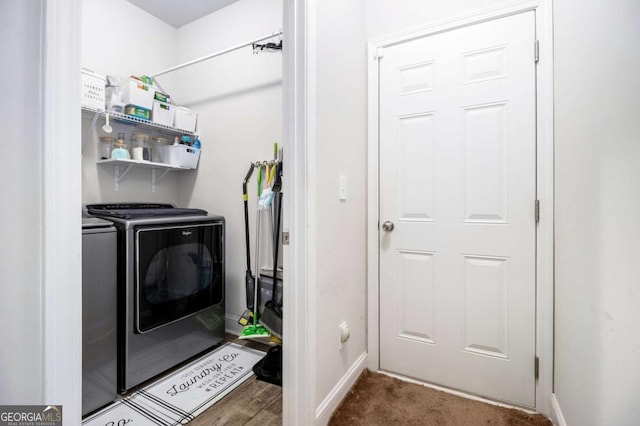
283, 0, 315, 424
42, 0, 83, 416
366, 0, 554, 415
43, 0, 312, 422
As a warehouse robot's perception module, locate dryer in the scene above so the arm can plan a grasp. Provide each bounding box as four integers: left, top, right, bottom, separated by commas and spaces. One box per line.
87, 203, 226, 392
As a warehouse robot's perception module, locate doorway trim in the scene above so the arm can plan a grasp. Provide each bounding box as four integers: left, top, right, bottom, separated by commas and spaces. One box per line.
283, 0, 315, 424
366, 0, 554, 416
42, 0, 310, 421
42, 0, 83, 416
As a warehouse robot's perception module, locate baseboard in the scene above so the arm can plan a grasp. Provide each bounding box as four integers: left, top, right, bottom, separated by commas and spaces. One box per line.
549, 394, 568, 426
225, 314, 243, 336
380, 370, 537, 414
315, 352, 368, 426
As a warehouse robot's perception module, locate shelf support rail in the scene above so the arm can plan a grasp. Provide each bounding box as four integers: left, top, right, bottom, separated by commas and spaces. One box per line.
114, 164, 134, 191
151, 168, 173, 192
82, 111, 99, 155
149, 30, 283, 78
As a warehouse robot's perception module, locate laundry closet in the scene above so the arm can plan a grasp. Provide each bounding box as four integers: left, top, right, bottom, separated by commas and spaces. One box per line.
80, 0, 283, 420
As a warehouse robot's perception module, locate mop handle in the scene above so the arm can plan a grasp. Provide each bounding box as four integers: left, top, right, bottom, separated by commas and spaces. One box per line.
243, 163, 255, 270
257, 162, 263, 197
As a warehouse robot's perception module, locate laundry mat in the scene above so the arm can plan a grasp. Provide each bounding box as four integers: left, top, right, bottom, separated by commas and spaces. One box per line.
83, 343, 265, 425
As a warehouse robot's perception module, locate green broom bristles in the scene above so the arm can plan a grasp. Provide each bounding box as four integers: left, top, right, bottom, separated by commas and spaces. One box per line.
239, 323, 270, 339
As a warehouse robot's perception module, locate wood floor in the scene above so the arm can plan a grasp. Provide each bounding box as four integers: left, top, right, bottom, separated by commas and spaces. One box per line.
188, 335, 282, 426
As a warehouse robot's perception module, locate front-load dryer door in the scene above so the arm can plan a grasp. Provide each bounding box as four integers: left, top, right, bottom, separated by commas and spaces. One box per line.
135, 222, 224, 333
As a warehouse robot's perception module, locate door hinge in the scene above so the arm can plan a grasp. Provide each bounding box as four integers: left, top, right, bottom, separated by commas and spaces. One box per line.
282, 230, 290, 245
535, 199, 540, 224
534, 40, 539, 63
534, 356, 540, 380
374, 47, 385, 60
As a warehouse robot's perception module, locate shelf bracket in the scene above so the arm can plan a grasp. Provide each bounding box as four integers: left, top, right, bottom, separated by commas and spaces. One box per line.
114, 164, 134, 191
151, 168, 172, 192
82, 112, 99, 155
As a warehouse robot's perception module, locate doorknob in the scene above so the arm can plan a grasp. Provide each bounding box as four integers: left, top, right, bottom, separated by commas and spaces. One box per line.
382, 221, 395, 232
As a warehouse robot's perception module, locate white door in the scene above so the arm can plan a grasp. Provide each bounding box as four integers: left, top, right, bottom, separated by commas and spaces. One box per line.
379, 12, 537, 407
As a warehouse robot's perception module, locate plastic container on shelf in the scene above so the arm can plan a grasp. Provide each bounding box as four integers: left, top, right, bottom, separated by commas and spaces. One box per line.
167, 144, 200, 169
111, 133, 130, 159
152, 100, 175, 126
130, 132, 151, 161
99, 136, 115, 160
124, 105, 151, 120
111, 102, 124, 114
105, 85, 119, 112
151, 137, 169, 164
117, 78, 155, 110
174, 107, 198, 132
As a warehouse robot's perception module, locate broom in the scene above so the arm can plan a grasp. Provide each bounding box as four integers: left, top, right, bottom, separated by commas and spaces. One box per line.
240, 163, 270, 339
238, 163, 256, 327
260, 158, 283, 338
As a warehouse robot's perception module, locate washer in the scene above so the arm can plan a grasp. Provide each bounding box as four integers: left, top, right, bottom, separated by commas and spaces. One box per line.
82, 217, 117, 414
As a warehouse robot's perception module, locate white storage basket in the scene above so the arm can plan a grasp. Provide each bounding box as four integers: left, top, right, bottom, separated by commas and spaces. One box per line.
152, 101, 176, 126
81, 68, 106, 110
174, 107, 198, 132
117, 78, 155, 110
167, 145, 201, 169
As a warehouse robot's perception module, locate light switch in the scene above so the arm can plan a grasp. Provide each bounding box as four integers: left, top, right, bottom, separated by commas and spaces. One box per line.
339, 175, 347, 200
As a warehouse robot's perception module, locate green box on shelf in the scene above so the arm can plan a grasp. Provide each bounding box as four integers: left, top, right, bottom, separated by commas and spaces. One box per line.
154, 92, 170, 103
124, 104, 151, 120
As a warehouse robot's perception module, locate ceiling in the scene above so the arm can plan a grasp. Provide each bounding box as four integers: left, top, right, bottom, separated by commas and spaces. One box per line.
126, 0, 238, 28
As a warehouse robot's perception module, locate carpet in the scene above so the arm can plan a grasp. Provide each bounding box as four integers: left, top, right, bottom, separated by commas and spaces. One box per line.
329, 370, 552, 426
83, 343, 265, 425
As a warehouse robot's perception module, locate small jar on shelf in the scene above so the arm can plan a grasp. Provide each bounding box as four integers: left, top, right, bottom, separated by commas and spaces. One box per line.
111, 132, 130, 159
99, 136, 115, 160
130, 132, 151, 161
151, 137, 169, 164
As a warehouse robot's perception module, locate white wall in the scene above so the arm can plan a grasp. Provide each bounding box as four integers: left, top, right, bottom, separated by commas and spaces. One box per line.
313, 0, 368, 417
173, 0, 283, 332
81, 0, 181, 205
81, 0, 178, 81
0, 0, 45, 404
367, 0, 510, 38
553, 1, 640, 425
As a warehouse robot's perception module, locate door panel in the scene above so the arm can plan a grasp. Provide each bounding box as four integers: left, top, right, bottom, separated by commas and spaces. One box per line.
397, 113, 436, 221
463, 102, 508, 223
462, 254, 509, 358
397, 250, 436, 344
379, 11, 537, 406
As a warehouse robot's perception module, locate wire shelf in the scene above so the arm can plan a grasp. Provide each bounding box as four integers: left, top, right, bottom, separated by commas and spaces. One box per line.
82, 106, 196, 136
97, 158, 190, 170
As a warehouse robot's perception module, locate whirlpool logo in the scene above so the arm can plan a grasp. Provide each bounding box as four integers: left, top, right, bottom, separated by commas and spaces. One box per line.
0, 405, 62, 425
182, 230, 193, 236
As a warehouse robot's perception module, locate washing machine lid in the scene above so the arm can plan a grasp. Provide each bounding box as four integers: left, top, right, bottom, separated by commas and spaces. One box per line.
82, 217, 115, 230
86, 203, 208, 219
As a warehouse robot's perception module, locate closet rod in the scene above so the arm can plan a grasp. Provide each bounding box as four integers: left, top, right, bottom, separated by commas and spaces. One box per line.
150, 30, 283, 78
